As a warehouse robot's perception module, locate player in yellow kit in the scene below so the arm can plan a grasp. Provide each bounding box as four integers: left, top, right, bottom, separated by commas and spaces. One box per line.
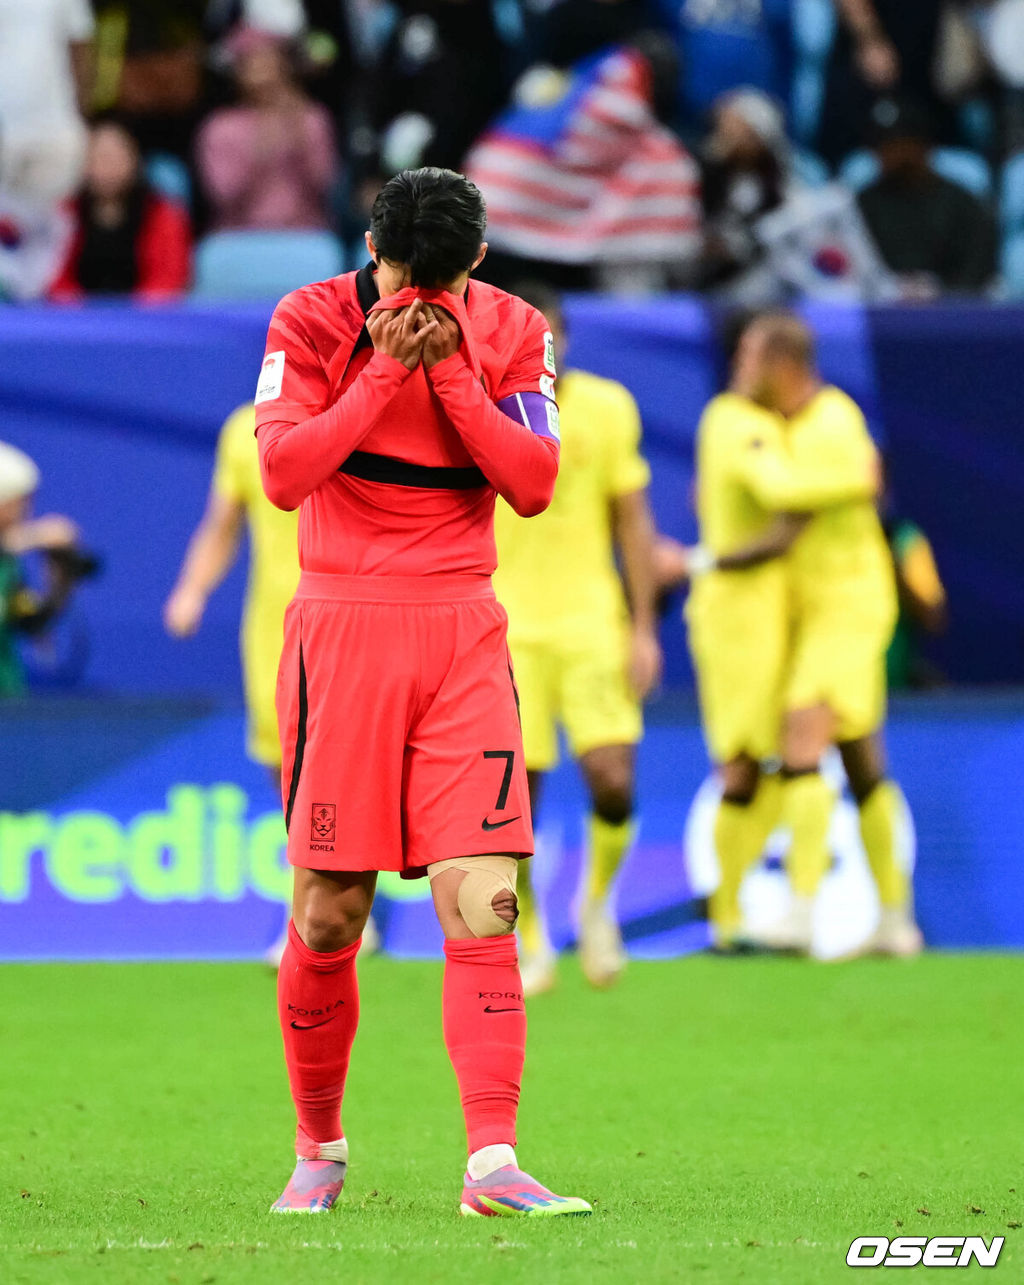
164, 403, 299, 772
682, 390, 792, 951
493, 285, 661, 994
164, 407, 381, 961
715, 312, 922, 956
663, 374, 878, 949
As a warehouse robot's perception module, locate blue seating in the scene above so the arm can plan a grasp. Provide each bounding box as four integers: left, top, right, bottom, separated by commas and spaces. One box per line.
793, 0, 836, 62
791, 0, 836, 145
958, 99, 997, 155
931, 148, 993, 200
145, 153, 192, 206
1001, 228, 1024, 298
1002, 152, 1024, 231
792, 148, 830, 188
791, 65, 827, 148
838, 149, 880, 192
192, 230, 346, 300
839, 147, 992, 199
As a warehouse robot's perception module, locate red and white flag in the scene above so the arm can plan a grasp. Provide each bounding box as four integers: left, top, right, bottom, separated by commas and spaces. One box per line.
465, 49, 701, 267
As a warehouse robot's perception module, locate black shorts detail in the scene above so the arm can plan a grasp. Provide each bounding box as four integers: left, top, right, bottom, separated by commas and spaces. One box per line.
508, 662, 521, 728
284, 643, 308, 833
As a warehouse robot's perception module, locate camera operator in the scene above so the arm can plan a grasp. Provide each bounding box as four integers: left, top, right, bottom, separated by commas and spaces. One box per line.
0, 440, 98, 696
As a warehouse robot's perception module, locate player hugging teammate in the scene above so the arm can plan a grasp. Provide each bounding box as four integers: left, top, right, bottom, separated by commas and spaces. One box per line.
669, 312, 922, 958
255, 167, 590, 1217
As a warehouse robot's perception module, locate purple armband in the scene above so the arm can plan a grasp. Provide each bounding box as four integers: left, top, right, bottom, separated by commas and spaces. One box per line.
497, 391, 560, 443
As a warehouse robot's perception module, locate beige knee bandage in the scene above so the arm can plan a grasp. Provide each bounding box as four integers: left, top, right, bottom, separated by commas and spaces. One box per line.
427, 855, 519, 937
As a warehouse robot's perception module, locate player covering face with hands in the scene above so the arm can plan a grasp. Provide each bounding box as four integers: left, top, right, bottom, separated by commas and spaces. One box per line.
255, 167, 591, 1217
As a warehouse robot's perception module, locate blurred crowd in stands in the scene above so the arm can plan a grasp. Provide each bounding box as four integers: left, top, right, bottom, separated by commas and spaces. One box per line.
2, 0, 1024, 303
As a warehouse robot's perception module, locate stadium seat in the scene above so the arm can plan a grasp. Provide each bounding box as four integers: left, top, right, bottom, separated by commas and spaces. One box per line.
793, 0, 836, 62
792, 149, 830, 188
192, 230, 346, 300
839, 147, 992, 199
791, 0, 836, 145
931, 148, 992, 200
1001, 228, 1024, 299
838, 150, 880, 192
958, 99, 996, 155
1002, 152, 1024, 231
791, 64, 827, 148
146, 153, 192, 206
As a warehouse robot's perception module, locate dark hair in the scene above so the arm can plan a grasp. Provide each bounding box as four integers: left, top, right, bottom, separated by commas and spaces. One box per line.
510, 279, 564, 329
369, 167, 486, 288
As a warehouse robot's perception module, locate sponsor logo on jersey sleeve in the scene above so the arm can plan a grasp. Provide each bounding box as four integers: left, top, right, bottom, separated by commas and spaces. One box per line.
543, 331, 556, 375
546, 401, 560, 441
255, 351, 286, 404
539, 374, 555, 399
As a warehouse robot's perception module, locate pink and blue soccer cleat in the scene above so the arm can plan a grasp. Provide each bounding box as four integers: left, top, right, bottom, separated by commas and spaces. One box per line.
270, 1158, 347, 1213
460, 1165, 592, 1218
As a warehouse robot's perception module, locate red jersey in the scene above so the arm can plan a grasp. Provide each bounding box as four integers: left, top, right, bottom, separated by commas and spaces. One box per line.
255, 265, 559, 579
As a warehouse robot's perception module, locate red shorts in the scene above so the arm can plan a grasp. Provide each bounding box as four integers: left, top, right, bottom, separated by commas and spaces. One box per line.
276, 572, 533, 876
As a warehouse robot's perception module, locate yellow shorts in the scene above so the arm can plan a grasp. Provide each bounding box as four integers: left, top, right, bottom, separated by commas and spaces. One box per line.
785, 608, 894, 742
241, 613, 284, 768
686, 575, 788, 764
509, 631, 643, 772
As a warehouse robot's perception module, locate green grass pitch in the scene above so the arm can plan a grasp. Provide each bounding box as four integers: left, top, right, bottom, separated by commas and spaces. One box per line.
2, 953, 1021, 1284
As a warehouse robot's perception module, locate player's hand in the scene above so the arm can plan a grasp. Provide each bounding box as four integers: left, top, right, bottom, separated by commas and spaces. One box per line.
163, 585, 206, 638
367, 299, 431, 370
420, 303, 462, 369
628, 624, 663, 700
652, 536, 691, 590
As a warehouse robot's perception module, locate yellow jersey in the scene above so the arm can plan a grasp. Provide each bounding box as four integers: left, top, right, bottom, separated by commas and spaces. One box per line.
784, 387, 897, 625
687, 393, 791, 761
694, 391, 789, 556
695, 389, 882, 554
689, 392, 791, 625
688, 387, 884, 625
213, 404, 300, 626
493, 368, 650, 648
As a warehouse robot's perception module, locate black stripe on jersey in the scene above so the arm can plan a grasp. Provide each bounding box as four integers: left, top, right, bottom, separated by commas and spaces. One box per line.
339, 450, 487, 490
284, 643, 308, 834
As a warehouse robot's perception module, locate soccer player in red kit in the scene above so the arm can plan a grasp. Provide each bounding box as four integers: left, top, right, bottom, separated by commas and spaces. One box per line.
257, 167, 591, 1217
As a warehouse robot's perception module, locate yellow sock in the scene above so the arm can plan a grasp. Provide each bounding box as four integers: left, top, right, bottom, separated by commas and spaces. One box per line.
516, 857, 546, 956
783, 771, 835, 897
584, 814, 636, 902
752, 771, 783, 846
710, 775, 782, 939
859, 780, 909, 909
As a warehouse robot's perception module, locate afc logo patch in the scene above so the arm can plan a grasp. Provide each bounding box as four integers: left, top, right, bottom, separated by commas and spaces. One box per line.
311, 803, 337, 843
255, 350, 285, 404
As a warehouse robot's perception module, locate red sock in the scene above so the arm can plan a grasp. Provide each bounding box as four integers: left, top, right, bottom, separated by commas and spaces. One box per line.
277, 920, 360, 1158
442, 935, 526, 1155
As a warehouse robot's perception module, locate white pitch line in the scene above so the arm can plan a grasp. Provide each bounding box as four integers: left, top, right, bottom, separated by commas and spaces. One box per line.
13, 1238, 838, 1254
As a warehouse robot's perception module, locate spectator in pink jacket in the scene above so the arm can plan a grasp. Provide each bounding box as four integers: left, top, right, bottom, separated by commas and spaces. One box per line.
196, 28, 339, 231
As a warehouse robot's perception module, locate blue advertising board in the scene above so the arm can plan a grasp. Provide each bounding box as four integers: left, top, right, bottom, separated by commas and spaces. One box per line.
2, 694, 1022, 960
